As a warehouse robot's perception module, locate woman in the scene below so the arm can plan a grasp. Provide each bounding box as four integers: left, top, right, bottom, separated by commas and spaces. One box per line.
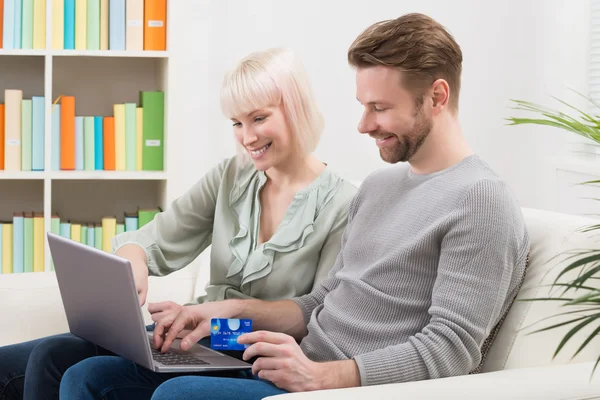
0, 48, 356, 400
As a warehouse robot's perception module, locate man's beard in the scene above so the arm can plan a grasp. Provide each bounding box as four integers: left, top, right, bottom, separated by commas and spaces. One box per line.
379, 110, 432, 164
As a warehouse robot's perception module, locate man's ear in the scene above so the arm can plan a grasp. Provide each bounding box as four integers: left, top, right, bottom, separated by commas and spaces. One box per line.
431, 79, 450, 114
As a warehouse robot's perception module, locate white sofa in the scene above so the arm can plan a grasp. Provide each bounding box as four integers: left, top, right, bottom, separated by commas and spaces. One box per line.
2, 207, 600, 399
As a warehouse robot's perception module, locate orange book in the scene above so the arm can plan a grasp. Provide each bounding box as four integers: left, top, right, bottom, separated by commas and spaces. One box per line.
103, 117, 115, 170
144, 0, 167, 51
60, 96, 75, 170
0, 104, 4, 170
0, 0, 4, 49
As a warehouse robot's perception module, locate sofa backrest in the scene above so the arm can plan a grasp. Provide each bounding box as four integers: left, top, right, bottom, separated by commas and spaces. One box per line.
482, 207, 600, 372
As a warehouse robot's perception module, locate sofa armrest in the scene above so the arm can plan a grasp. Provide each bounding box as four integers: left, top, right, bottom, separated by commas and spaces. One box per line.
265, 361, 600, 400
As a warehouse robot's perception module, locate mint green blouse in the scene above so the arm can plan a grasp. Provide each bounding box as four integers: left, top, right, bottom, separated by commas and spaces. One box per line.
112, 156, 357, 303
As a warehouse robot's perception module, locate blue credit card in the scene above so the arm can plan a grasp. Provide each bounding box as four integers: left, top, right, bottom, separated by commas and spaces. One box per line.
210, 318, 252, 351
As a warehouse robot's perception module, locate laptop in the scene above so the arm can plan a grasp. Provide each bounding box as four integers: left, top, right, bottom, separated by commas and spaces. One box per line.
47, 232, 252, 373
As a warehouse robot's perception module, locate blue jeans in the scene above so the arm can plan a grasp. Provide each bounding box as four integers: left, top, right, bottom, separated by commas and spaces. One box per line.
0, 333, 111, 400
60, 354, 288, 400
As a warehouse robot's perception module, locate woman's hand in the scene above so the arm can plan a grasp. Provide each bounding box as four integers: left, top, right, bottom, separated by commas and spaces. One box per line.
148, 301, 182, 323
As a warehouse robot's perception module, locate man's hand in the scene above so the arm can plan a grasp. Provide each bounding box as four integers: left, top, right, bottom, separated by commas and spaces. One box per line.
238, 331, 361, 392
148, 301, 182, 323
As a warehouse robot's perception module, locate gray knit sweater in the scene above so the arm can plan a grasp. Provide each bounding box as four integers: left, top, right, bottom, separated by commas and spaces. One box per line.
293, 155, 530, 386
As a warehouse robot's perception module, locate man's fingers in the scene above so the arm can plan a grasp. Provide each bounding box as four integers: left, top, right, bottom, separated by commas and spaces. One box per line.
238, 331, 293, 345
160, 312, 190, 353
148, 301, 176, 314
243, 342, 282, 361
180, 324, 208, 351
150, 312, 169, 322
251, 357, 283, 376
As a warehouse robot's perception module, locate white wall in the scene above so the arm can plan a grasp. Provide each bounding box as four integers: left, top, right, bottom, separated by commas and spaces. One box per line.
166, 0, 592, 214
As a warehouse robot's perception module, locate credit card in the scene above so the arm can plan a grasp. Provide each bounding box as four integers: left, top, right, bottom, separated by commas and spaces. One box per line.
210, 318, 252, 351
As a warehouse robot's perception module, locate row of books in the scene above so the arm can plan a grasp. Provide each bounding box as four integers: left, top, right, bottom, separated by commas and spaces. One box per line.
1, 0, 46, 50
0, 92, 45, 171
0, 207, 160, 274
0, 89, 164, 171
1, 0, 167, 51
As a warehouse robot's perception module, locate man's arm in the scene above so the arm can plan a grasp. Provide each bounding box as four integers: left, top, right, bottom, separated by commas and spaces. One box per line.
233, 299, 308, 340
353, 180, 529, 386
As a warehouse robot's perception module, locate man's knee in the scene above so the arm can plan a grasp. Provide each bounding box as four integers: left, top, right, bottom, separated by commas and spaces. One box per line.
151, 376, 201, 399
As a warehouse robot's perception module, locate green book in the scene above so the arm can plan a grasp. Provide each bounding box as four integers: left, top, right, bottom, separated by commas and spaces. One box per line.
138, 208, 161, 228
84, 116, 95, 170
23, 213, 34, 273
21, 100, 32, 171
50, 215, 60, 271
125, 103, 137, 171
116, 223, 125, 235
81, 225, 88, 245
94, 225, 102, 250
87, 0, 100, 50
139, 91, 164, 171
21, 0, 34, 49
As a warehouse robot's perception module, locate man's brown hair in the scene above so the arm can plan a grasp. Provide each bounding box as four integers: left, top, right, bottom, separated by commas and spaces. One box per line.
348, 13, 463, 113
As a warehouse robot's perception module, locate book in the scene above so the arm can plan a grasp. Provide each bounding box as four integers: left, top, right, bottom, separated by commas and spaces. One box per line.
33, 212, 44, 272
136, 107, 143, 170
0, 223, 2, 273
32, 96, 44, 171
64, 0, 75, 49
2, 222, 13, 274
3, 0, 14, 49
125, 103, 136, 170
139, 91, 164, 170
116, 223, 125, 235
109, 0, 125, 51
5, 90, 23, 171
144, 0, 167, 51
94, 224, 102, 249
14, 0, 21, 49
75, 116, 84, 170
60, 96, 76, 170
99, 0, 108, 50
21, 0, 33, 49
75, 0, 87, 50
87, 0, 100, 50
103, 117, 115, 170
52, 0, 64, 49
125, 212, 138, 231
114, 104, 125, 170
12, 213, 23, 273
59, 222, 71, 238
0, 104, 4, 169
71, 223, 81, 242
23, 212, 33, 272
84, 116, 95, 170
51, 104, 61, 170
138, 208, 161, 228
101, 217, 116, 252
94, 116, 103, 170
0, 0, 4, 49
21, 99, 32, 171
87, 223, 95, 246
126, 0, 143, 51
50, 214, 60, 271
32, 0, 45, 49
80, 224, 87, 244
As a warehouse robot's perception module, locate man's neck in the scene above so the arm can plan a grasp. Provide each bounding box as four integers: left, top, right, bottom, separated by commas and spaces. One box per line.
408, 117, 472, 175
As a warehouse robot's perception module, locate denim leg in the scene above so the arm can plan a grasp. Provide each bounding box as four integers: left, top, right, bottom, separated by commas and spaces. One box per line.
23, 333, 110, 400
150, 375, 288, 400
0, 336, 48, 400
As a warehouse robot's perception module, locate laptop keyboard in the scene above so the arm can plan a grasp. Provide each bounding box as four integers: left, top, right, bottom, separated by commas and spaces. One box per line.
149, 339, 210, 366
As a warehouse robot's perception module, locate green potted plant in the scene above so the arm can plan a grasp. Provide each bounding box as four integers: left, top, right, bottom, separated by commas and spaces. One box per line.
507, 92, 600, 372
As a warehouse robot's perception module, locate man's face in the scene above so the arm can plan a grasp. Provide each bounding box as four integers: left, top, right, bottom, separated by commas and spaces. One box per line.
356, 66, 433, 164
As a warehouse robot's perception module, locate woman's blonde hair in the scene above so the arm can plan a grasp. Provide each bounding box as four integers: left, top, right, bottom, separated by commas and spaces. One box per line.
220, 48, 324, 157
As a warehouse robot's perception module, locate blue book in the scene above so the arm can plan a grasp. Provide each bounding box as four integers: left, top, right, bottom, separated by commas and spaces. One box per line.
32, 96, 45, 171
87, 225, 95, 247
75, 116, 84, 170
13, 0, 22, 48
12, 214, 24, 273
125, 214, 138, 231
52, 104, 61, 171
94, 116, 104, 170
3, 0, 15, 49
109, 0, 125, 51
64, 0, 76, 50
59, 222, 71, 238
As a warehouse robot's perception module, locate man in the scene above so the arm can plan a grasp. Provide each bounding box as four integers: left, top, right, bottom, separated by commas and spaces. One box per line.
61, 12, 530, 399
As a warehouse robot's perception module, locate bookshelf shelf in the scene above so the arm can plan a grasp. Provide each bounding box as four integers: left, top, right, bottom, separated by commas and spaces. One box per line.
0, 0, 171, 274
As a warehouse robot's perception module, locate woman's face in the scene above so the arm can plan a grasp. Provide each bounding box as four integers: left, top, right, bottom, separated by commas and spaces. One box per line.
231, 103, 296, 171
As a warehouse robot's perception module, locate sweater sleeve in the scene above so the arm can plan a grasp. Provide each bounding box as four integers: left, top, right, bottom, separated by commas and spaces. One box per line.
112, 158, 229, 276
353, 179, 528, 386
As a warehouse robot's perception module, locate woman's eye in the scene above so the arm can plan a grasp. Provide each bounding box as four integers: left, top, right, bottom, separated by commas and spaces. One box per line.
232, 122, 241, 127
254, 116, 266, 123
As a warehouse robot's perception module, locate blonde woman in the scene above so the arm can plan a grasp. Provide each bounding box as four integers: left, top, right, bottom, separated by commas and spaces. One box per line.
0, 48, 356, 400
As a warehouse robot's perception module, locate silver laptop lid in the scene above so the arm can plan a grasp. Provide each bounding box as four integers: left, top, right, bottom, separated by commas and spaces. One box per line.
47, 232, 154, 370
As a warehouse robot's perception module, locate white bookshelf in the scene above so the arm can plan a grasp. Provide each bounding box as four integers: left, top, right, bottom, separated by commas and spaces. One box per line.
0, 1, 171, 273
